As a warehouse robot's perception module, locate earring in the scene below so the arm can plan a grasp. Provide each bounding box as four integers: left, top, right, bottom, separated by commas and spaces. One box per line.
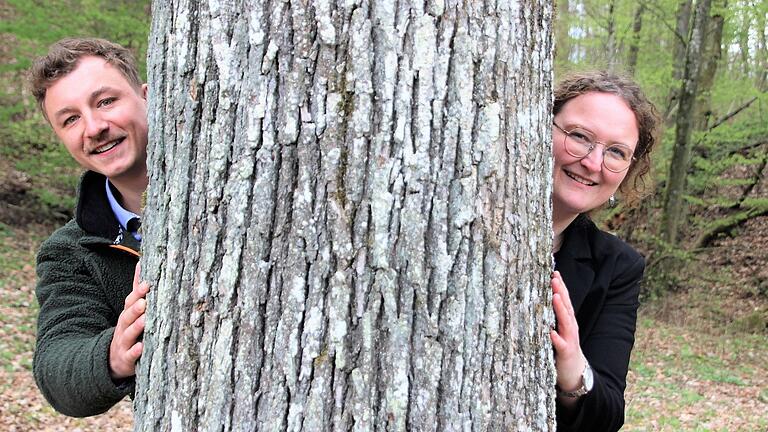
608, 195, 616, 208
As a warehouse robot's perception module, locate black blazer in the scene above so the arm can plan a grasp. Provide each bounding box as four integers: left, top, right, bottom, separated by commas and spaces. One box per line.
554, 215, 644, 432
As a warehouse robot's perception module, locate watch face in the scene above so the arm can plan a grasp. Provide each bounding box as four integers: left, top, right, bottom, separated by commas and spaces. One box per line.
584, 363, 595, 392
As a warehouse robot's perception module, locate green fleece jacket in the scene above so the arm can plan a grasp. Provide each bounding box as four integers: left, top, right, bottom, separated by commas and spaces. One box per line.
34, 170, 140, 417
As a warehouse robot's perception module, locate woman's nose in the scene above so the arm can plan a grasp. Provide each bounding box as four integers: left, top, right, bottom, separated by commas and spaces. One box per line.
580, 146, 604, 172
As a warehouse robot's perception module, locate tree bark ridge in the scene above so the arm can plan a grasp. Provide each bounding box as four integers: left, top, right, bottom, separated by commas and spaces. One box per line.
136, 1, 555, 430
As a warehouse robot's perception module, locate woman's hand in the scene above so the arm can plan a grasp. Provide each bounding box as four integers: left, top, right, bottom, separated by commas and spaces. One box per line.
550, 271, 586, 397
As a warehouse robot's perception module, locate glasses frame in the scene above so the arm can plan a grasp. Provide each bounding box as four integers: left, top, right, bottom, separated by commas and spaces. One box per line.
552, 122, 635, 173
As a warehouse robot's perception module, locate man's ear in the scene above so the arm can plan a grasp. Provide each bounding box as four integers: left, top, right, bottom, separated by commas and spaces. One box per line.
141, 83, 148, 100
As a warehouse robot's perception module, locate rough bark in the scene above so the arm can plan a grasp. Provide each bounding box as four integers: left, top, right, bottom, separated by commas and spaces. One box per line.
661, 0, 712, 245
135, 1, 555, 431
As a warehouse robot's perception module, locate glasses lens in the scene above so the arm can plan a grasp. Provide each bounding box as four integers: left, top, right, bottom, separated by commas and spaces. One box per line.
603, 145, 633, 172
563, 128, 593, 158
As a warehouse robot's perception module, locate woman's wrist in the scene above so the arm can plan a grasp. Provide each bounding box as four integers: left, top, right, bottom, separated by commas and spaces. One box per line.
557, 358, 594, 398
556, 354, 587, 392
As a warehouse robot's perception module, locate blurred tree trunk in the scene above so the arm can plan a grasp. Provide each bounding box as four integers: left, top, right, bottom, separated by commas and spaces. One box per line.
605, 0, 618, 71
661, 0, 712, 245
555, 0, 572, 68
135, 1, 556, 431
626, 4, 644, 75
694, 1, 725, 130
755, 2, 768, 91
663, 0, 693, 122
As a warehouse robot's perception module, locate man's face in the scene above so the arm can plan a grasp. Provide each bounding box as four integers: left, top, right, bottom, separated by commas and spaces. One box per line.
43, 56, 148, 182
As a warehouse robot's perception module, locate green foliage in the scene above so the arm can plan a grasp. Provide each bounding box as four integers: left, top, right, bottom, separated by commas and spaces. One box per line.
557, 0, 768, 297
0, 0, 150, 77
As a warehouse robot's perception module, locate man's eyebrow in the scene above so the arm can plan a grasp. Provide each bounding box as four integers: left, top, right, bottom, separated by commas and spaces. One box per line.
52, 105, 75, 118
52, 86, 117, 118
88, 86, 117, 103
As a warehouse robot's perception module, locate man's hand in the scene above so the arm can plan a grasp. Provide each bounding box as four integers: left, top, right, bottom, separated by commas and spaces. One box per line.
109, 263, 148, 380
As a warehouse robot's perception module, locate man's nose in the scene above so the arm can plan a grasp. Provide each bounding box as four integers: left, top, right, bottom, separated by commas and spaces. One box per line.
83, 112, 109, 141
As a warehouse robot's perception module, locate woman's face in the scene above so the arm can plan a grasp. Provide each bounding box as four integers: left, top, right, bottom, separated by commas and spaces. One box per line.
552, 91, 639, 219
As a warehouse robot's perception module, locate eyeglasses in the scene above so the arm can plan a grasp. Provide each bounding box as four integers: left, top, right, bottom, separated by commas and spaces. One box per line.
553, 122, 635, 173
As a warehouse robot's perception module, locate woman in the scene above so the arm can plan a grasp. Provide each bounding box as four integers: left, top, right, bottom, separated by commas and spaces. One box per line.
548, 72, 661, 432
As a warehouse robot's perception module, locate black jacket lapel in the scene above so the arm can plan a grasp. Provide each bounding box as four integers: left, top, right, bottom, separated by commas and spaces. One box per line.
554, 215, 595, 314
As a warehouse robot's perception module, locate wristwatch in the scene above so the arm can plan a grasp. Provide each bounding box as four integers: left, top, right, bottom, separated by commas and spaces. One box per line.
557, 359, 594, 398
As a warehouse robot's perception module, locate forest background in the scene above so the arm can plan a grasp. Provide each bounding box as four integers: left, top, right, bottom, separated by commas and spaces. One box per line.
0, 0, 765, 430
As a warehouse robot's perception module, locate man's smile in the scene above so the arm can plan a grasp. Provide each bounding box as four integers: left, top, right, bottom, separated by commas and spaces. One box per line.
91, 137, 125, 155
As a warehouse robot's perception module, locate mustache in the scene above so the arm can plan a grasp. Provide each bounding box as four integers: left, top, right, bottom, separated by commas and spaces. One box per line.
88, 134, 125, 152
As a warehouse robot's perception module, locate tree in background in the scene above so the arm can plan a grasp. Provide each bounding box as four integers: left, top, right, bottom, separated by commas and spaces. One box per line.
555, 0, 767, 293
135, 1, 556, 430
661, 0, 712, 245
626, 3, 645, 76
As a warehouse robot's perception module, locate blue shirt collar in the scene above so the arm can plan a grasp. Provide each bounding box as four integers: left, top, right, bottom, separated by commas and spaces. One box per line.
105, 178, 142, 241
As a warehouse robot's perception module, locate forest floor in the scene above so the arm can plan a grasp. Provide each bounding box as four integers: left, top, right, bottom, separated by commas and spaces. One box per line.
0, 164, 766, 430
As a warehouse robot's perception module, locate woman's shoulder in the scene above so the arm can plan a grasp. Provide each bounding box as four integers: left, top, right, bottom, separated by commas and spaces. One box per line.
572, 215, 644, 266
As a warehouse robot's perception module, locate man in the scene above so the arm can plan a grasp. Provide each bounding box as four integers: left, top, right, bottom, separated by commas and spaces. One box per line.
30, 37, 149, 417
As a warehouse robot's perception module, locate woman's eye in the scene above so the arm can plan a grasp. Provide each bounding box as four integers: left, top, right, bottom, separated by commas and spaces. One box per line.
569, 131, 590, 143
608, 146, 629, 160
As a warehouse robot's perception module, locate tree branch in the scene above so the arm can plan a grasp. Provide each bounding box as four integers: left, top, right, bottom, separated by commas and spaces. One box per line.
708, 96, 758, 131
726, 139, 767, 157
694, 204, 768, 248
637, 0, 688, 45
732, 153, 767, 208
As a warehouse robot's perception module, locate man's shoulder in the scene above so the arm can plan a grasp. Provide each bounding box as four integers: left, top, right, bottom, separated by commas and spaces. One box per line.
41, 219, 86, 249
39, 218, 113, 255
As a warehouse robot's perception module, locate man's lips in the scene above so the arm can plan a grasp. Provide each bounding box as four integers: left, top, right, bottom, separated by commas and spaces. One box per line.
564, 169, 597, 186
91, 137, 125, 155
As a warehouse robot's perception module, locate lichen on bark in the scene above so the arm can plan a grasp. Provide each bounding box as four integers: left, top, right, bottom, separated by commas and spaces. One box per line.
136, 1, 555, 430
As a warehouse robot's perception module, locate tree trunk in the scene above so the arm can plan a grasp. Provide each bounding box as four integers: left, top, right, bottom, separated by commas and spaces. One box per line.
626, 4, 644, 76
135, 1, 556, 431
661, 0, 712, 245
755, 0, 768, 91
555, 0, 572, 68
605, 0, 617, 71
663, 0, 693, 122
672, 0, 693, 81
694, 1, 725, 131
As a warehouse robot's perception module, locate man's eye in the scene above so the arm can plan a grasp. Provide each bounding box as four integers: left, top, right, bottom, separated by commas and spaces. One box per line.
98, 97, 117, 107
63, 115, 78, 127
